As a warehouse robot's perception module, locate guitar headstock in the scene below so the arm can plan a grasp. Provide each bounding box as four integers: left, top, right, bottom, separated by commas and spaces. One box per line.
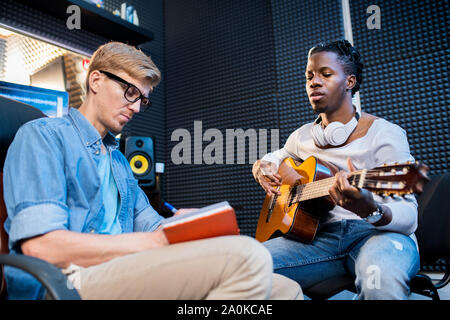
350, 161, 430, 197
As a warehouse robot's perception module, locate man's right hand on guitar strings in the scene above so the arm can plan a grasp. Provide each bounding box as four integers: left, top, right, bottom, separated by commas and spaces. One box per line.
252, 160, 282, 196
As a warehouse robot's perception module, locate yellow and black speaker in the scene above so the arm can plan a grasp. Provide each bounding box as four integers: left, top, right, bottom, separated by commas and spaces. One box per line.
125, 136, 155, 187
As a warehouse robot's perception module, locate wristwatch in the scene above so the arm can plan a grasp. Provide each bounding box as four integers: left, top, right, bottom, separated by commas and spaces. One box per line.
365, 203, 384, 224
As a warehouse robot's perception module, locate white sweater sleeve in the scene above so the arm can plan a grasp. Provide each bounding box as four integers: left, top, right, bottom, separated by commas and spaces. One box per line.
371, 122, 418, 235
261, 128, 301, 169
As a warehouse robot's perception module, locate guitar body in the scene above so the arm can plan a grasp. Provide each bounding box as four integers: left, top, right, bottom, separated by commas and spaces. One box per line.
255, 156, 338, 243
255, 156, 429, 243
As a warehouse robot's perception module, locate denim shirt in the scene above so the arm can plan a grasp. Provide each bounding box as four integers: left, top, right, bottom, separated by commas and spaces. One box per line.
2, 107, 164, 299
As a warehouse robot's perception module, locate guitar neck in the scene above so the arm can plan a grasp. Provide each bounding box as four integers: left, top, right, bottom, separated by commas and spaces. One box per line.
289, 159, 429, 204
291, 170, 368, 203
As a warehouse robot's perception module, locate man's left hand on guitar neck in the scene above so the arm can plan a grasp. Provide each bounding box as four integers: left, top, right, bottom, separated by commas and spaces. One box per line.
328, 158, 392, 226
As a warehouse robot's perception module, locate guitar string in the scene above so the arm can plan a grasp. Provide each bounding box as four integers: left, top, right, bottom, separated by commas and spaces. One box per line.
293, 174, 407, 202
294, 173, 357, 195
293, 167, 404, 195
294, 176, 399, 201
292, 169, 406, 202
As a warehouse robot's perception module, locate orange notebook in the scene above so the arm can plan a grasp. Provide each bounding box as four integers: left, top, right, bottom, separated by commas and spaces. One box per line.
161, 201, 240, 244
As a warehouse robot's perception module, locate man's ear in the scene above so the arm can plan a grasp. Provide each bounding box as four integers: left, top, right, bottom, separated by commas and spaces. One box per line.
88, 70, 102, 94
346, 74, 356, 92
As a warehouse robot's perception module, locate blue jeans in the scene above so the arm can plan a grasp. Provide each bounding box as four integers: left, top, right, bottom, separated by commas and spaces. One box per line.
263, 219, 420, 300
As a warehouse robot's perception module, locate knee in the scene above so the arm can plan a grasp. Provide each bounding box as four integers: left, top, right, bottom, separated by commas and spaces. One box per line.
222, 236, 274, 298
270, 273, 304, 300
218, 236, 273, 282
355, 263, 411, 299
235, 236, 273, 273
352, 234, 419, 300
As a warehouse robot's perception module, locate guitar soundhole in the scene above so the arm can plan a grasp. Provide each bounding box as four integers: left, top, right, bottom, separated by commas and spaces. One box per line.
288, 185, 297, 207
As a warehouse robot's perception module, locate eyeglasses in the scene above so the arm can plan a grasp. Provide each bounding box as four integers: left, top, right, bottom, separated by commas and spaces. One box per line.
99, 70, 152, 112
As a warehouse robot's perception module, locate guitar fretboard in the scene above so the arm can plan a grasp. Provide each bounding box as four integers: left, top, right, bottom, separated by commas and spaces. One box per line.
291, 170, 366, 203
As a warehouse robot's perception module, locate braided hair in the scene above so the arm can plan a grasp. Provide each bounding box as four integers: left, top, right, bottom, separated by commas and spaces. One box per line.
308, 40, 363, 96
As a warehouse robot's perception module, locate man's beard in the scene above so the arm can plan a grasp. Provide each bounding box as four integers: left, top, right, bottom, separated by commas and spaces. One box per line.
311, 102, 328, 114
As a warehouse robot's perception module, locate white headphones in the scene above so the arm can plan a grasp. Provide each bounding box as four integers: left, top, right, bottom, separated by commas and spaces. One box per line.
311, 109, 360, 147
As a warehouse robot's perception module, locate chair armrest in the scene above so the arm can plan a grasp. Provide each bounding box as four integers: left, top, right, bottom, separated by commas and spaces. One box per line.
435, 259, 450, 289
0, 254, 81, 300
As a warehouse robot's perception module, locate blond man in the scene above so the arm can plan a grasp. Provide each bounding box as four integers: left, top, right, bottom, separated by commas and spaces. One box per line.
3, 42, 302, 300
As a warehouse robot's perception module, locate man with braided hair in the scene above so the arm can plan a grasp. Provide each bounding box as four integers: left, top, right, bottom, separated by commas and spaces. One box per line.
253, 40, 420, 299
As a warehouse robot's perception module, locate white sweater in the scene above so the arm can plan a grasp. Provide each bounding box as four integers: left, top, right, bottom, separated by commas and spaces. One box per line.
262, 118, 418, 237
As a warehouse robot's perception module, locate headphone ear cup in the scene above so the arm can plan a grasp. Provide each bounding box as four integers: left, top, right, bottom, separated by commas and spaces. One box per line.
311, 123, 328, 146
311, 116, 358, 147
324, 117, 358, 146
324, 121, 346, 146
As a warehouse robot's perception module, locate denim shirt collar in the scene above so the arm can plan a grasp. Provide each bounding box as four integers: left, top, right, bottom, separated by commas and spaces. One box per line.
68, 107, 119, 150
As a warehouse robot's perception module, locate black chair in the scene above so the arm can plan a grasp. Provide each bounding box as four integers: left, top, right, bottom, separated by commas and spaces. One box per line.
0, 95, 80, 300
304, 172, 450, 300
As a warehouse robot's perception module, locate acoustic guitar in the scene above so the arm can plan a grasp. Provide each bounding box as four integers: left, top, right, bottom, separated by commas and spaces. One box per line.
255, 156, 429, 243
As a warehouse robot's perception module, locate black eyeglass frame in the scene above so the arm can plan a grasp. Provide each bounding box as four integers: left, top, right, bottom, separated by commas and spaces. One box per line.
99, 70, 152, 112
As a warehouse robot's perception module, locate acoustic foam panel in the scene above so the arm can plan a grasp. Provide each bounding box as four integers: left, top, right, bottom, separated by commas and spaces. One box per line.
164, 0, 279, 236
164, 0, 343, 236
349, 0, 449, 175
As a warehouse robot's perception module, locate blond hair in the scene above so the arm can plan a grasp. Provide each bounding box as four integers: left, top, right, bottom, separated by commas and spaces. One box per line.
85, 41, 161, 92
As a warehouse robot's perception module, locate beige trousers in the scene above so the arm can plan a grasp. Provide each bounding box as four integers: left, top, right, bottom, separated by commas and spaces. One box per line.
66, 235, 302, 300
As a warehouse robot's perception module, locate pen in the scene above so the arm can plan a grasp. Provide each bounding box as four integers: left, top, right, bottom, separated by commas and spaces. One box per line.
164, 202, 178, 214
